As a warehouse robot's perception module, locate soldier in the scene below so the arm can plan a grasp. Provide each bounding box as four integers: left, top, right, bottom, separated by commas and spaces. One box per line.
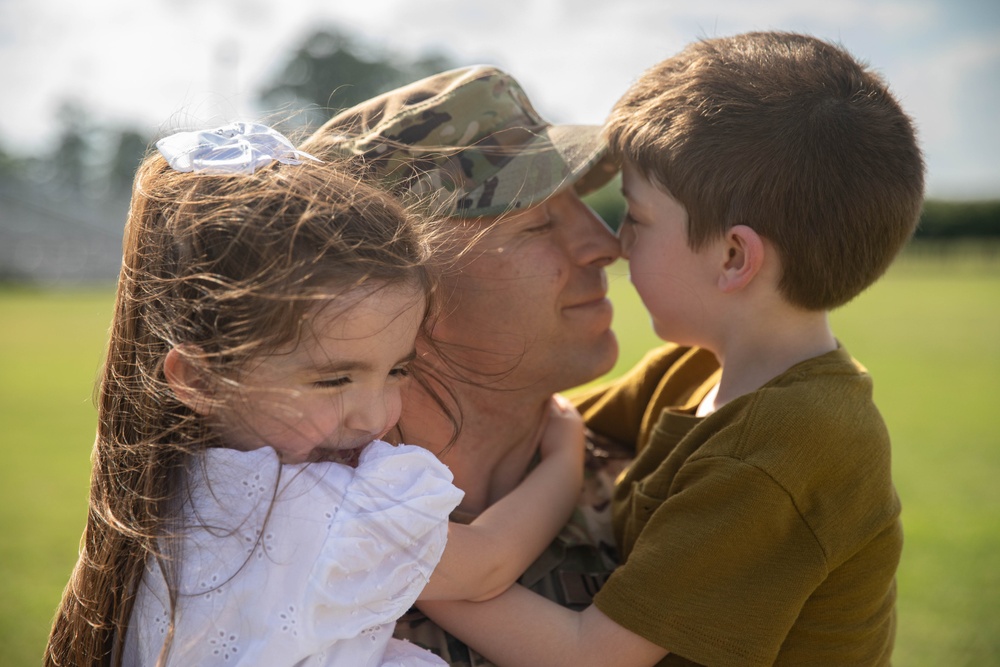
300, 65, 627, 666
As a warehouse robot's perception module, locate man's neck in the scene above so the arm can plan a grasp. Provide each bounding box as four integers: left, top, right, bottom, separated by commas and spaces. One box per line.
399, 378, 549, 515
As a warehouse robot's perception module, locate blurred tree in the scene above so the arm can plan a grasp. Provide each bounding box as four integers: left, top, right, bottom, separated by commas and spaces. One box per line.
51, 102, 93, 196
107, 129, 150, 195
917, 200, 1000, 240
0, 141, 20, 178
258, 27, 455, 130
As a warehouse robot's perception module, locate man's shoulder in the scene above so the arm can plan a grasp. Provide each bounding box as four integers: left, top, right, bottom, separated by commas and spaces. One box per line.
576, 345, 718, 446
575, 344, 703, 400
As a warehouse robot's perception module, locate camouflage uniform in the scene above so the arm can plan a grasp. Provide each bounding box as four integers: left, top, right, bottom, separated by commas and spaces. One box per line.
394, 437, 632, 666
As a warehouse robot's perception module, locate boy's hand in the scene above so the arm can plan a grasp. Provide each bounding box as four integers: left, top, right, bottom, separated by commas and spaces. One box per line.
539, 394, 585, 464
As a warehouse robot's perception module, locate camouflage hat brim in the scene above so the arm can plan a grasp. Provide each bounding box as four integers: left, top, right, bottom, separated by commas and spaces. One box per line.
299, 65, 620, 226
455, 124, 618, 219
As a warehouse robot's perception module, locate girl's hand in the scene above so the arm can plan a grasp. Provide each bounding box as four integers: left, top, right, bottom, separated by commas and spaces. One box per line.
539, 394, 585, 464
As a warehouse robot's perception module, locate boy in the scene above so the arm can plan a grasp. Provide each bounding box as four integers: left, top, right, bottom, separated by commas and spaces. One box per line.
420, 31, 924, 666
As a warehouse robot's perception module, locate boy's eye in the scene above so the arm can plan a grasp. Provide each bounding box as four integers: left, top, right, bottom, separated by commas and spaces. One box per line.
314, 376, 350, 389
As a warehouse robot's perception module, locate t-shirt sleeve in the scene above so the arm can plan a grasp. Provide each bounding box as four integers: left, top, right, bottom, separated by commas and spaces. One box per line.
306, 441, 464, 641
594, 456, 828, 667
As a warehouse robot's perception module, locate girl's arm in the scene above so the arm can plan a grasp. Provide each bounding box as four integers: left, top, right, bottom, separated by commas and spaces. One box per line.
419, 585, 668, 667
419, 395, 585, 602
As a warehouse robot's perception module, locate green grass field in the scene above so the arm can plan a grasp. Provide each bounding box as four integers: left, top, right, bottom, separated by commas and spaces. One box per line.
1, 249, 998, 666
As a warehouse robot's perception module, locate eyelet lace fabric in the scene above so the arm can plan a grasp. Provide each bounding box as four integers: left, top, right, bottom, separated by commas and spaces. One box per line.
124, 441, 463, 666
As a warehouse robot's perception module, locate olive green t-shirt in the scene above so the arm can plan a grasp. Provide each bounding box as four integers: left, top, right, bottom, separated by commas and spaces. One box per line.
576, 344, 902, 667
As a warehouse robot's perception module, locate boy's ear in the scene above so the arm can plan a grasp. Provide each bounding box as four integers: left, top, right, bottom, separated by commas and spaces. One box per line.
717, 224, 765, 293
164, 346, 213, 415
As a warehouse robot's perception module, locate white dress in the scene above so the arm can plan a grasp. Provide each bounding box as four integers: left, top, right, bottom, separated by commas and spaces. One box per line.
124, 440, 464, 666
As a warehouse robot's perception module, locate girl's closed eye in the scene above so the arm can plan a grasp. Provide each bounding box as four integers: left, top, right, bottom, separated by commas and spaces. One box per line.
314, 376, 351, 389
389, 364, 411, 380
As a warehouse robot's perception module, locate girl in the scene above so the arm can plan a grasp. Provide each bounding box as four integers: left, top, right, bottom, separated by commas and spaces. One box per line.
44, 123, 585, 667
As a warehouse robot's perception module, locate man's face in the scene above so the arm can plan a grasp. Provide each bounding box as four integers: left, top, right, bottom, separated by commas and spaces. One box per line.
433, 189, 620, 394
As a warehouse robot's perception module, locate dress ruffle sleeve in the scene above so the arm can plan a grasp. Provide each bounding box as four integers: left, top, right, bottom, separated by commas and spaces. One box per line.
307, 440, 464, 642
382, 637, 451, 666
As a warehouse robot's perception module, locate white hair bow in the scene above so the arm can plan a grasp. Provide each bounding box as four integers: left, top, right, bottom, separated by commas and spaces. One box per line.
155, 122, 320, 174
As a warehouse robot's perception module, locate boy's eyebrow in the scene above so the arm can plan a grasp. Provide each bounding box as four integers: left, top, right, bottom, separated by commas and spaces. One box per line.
620, 184, 641, 207
621, 185, 644, 212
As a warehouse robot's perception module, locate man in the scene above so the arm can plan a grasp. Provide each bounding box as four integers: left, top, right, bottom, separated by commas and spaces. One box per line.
300, 64, 625, 665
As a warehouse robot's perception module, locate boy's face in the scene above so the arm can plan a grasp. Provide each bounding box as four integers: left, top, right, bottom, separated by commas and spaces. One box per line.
620, 162, 719, 346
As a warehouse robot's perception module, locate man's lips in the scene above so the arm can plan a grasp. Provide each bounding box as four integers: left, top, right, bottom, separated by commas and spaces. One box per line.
565, 272, 609, 310
564, 294, 612, 311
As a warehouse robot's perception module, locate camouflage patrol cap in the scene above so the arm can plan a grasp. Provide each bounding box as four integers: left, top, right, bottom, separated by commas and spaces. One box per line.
301, 65, 619, 221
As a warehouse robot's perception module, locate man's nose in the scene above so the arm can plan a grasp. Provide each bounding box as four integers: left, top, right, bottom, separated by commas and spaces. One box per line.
565, 196, 621, 267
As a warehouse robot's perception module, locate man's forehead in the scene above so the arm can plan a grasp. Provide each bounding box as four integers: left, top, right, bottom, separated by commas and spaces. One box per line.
476, 189, 573, 224
457, 200, 550, 231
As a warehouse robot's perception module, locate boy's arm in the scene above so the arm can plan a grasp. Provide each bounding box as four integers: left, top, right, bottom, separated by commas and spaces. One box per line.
419, 396, 585, 602
419, 585, 668, 667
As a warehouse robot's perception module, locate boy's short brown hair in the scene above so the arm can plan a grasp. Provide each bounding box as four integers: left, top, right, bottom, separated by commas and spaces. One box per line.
606, 31, 925, 310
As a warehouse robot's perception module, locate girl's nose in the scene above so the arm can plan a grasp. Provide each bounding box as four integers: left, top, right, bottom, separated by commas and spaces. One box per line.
343, 386, 401, 439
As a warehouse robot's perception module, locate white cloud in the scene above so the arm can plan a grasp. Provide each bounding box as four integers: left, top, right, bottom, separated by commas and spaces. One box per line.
662, 0, 937, 31
893, 36, 1000, 196
0, 0, 997, 197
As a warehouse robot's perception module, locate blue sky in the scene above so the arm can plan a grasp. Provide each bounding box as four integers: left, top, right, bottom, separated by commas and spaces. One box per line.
2, 0, 998, 199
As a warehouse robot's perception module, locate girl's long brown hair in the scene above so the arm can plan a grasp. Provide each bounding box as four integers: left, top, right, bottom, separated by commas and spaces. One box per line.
44, 149, 450, 666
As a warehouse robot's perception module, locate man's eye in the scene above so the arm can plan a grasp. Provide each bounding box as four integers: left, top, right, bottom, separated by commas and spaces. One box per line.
525, 219, 554, 233
314, 377, 350, 388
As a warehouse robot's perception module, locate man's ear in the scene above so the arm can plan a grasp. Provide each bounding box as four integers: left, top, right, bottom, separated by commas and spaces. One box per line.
164, 346, 213, 415
717, 224, 765, 293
